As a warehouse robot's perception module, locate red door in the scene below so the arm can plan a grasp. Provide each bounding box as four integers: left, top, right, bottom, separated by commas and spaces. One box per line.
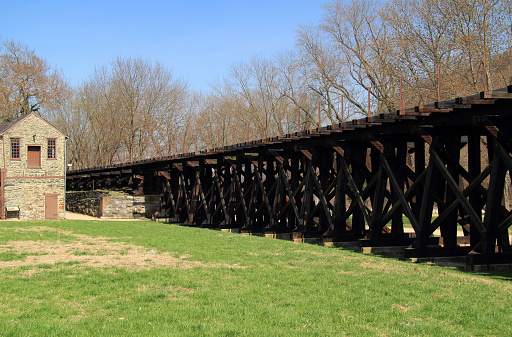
28, 146, 41, 167
45, 195, 58, 219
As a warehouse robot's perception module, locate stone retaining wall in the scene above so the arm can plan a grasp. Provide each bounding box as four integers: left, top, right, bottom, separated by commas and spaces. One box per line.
66, 191, 109, 217
100, 195, 160, 219
66, 191, 160, 219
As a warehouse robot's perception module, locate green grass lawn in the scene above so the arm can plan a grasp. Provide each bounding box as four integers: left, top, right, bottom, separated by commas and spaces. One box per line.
0, 220, 510, 336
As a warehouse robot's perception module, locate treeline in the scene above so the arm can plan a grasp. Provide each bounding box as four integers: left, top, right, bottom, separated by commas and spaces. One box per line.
1, 0, 511, 168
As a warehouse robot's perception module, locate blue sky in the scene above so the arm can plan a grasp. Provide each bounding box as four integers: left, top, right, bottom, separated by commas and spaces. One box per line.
0, 0, 325, 92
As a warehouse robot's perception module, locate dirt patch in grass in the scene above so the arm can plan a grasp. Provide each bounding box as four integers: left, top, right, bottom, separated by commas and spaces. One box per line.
0, 226, 244, 272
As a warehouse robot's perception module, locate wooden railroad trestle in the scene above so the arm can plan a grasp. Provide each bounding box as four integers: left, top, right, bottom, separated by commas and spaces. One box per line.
67, 87, 512, 266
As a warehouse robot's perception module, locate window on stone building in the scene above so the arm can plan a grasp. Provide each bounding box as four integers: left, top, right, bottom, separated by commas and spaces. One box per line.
48, 139, 56, 159
10, 138, 20, 159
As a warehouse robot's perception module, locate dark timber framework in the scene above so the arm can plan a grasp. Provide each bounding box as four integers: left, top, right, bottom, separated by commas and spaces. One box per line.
67, 86, 512, 266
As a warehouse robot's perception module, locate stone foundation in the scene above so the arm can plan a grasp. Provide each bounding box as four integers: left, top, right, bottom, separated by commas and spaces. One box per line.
66, 191, 160, 219
4, 178, 65, 220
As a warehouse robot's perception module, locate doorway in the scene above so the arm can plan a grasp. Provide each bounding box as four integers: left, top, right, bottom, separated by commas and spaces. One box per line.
45, 195, 58, 219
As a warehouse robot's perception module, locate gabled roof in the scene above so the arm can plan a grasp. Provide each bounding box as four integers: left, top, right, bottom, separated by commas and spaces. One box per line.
0, 112, 67, 138
0, 114, 26, 134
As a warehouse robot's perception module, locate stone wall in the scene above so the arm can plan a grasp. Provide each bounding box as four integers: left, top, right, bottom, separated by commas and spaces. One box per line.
4, 177, 65, 220
0, 113, 66, 176
100, 195, 160, 219
66, 191, 160, 219
0, 113, 67, 220
66, 191, 109, 217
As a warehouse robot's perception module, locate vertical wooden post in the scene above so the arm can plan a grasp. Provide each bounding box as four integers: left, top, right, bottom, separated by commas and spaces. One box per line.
297, 107, 301, 133
350, 145, 367, 239
468, 134, 482, 247
437, 64, 441, 102
484, 50, 488, 92
441, 135, 460, 249
279, 112, 282, 137
369, 151, 385, 241
482, 139, 507, 255
392, 143, 406, 239
399, 77, 403, 114
318, 101, 321, 128
367, 87, 371, 117
332, 153, 347, 237
413, 140, 425, 219
341, 95, 344, 123
289, 155, 300, 230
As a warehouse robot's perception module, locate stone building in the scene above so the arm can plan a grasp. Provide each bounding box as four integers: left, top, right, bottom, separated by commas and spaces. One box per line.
0, 112, 67, 220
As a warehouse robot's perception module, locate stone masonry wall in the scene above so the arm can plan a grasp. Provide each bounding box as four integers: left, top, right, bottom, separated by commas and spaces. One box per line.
4, 178, 65, 220
0, 114, 66, 175
66, 191, 109, 217
101, 195, 160, 219
0, 113, 67, 220
66, 191, 160, 219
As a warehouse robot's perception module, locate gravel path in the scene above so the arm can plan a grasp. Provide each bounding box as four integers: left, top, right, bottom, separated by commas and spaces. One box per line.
65, 211, 149, 221
65, 211, 99, 220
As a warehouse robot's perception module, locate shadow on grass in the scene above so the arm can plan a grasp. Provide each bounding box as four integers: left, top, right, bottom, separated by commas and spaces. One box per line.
356, 248, 512, 281
472, 270, 512, 281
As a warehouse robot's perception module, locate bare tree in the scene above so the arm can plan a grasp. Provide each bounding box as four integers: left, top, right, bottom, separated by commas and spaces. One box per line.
93, 57, 188, 162
384, 0, 512, 102
51, 96, 90, 169
291, 0, 512, 118
57, 57, 188, 168
321, 0, 398, 115
0, 39, 70, 122
50, 0, 512, 170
